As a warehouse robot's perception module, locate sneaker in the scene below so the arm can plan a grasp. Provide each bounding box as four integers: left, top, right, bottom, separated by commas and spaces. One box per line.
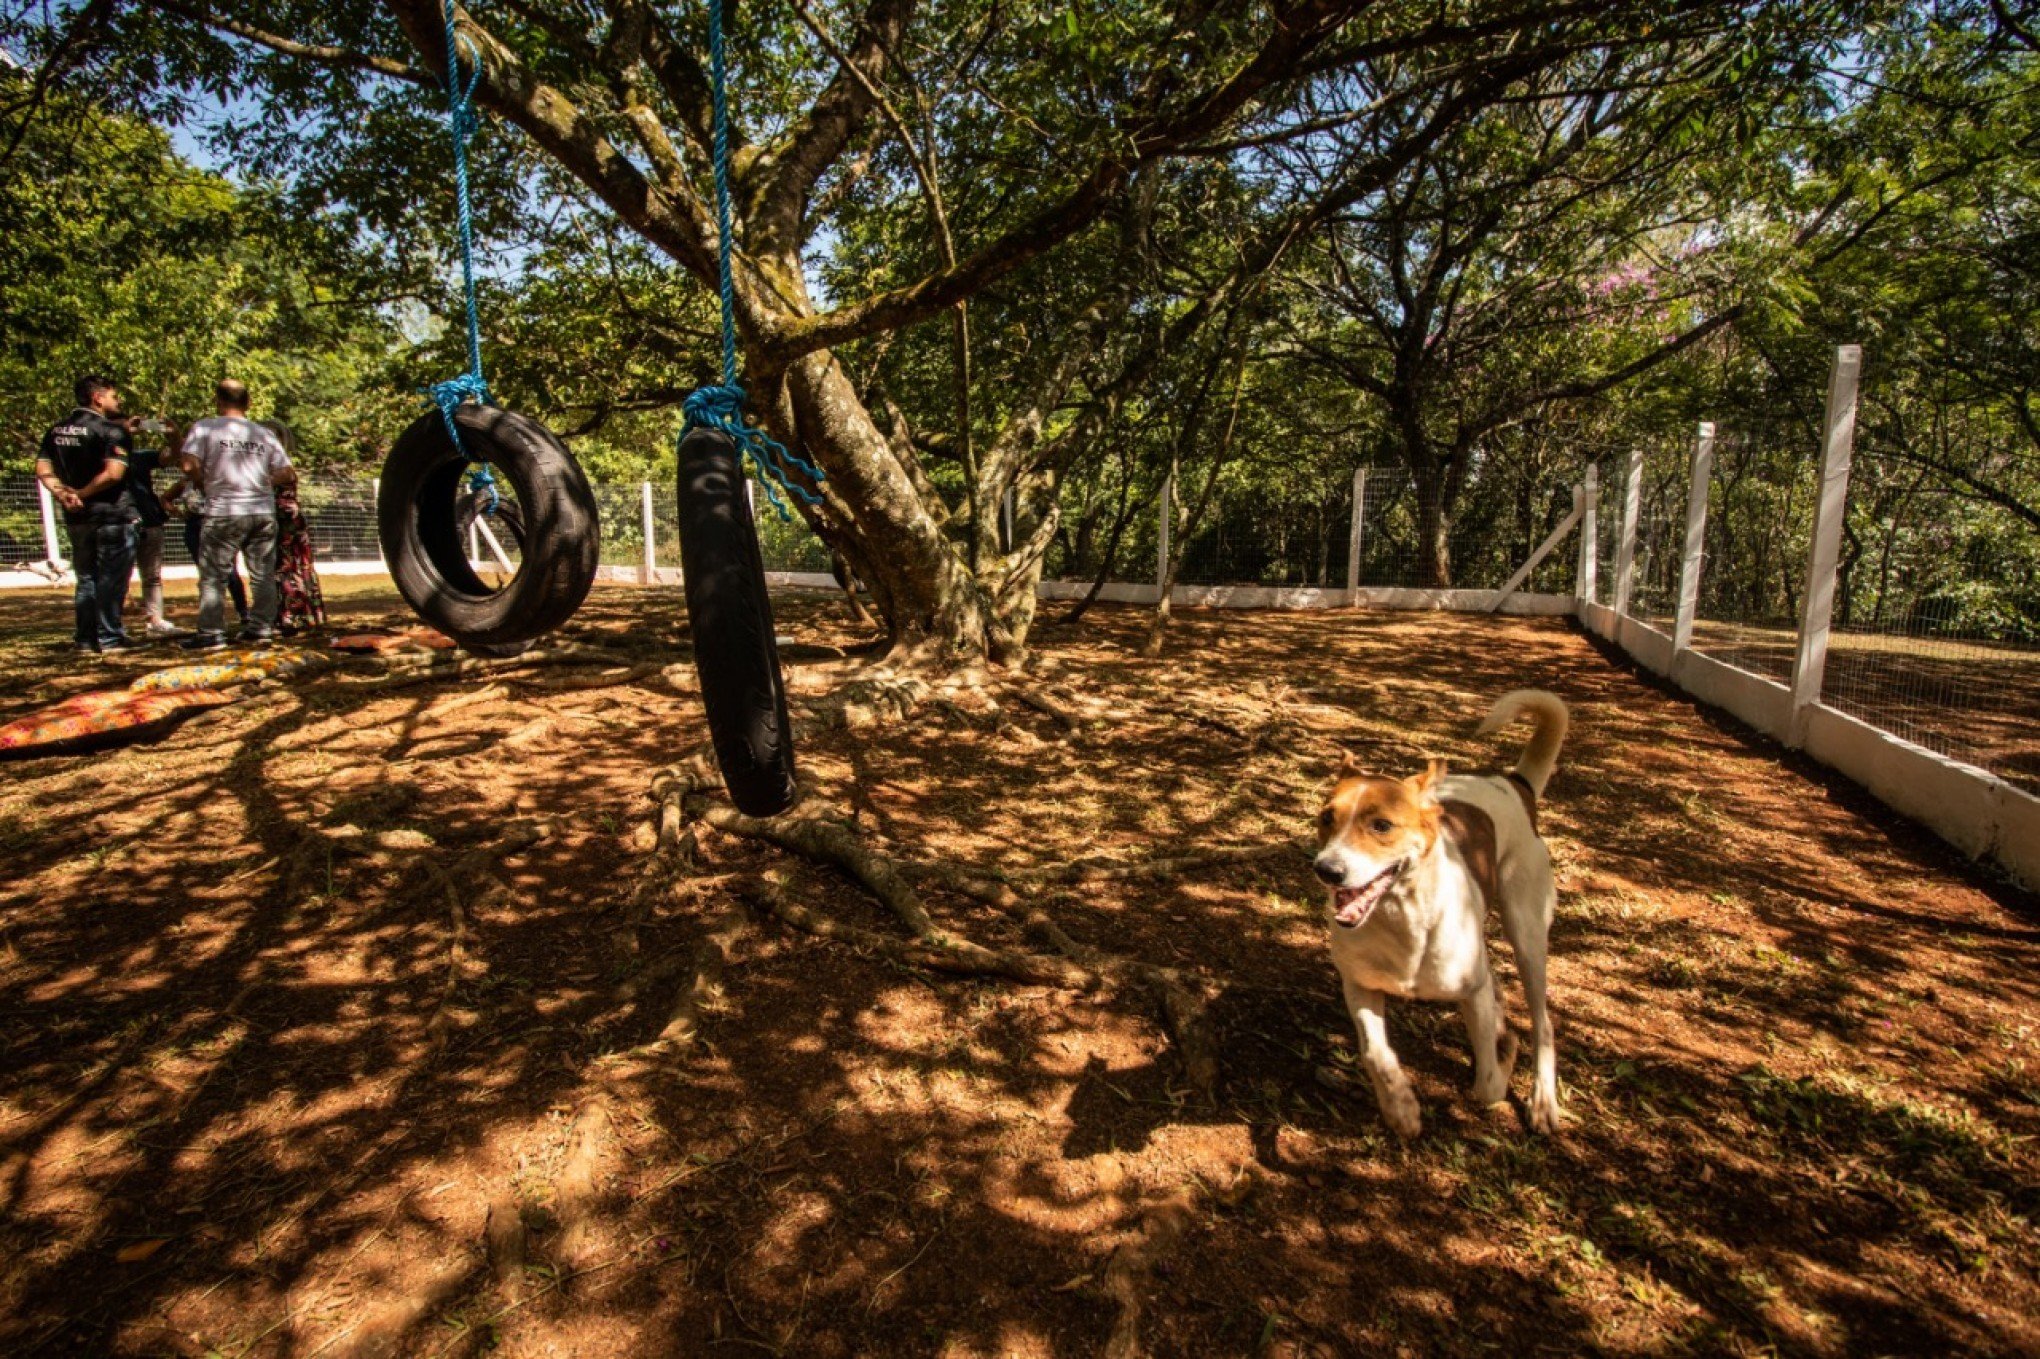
98, 639, 141, 655
145, 620, 181, 637
181, 634, 228, 653
73, 642, 99, 655
238, 628, 278, 645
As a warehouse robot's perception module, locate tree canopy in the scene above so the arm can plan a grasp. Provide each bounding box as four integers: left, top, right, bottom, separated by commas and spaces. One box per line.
1, 0, 2032, 644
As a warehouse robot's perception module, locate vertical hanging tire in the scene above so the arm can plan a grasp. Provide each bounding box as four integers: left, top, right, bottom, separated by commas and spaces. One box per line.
378, 404, 599, 655
677, 427, 798, 817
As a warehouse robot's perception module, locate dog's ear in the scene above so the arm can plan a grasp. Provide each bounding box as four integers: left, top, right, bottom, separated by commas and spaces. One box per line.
1406, 758, 1447, 802
1336, 750, 1364, 778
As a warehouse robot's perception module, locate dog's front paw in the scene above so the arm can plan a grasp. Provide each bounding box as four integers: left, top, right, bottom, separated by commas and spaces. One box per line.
1375, 1076, 1423, 1139
1529, 1082, 1562, 1134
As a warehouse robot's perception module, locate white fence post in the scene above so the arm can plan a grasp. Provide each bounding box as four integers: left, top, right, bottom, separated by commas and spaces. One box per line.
1612, 449, 1643, 616
1157, 473, 1174, 595
37, 482, 65, 565
640, 480, 656, 585
372, 477, 386, 569
1672, 421, 1715, 653
1345, 467, 1367, 605
1577, 462, 1599, 605
1788, 344, 1863, 746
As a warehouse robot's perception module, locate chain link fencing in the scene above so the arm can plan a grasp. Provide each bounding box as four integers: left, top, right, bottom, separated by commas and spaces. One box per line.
1817, 445, 2037, 791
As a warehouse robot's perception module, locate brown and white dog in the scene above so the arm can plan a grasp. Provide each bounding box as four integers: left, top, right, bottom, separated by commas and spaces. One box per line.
1313, 690, 1568, 1136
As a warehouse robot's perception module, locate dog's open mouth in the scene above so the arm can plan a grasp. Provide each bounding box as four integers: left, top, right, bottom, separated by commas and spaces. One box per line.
1332, 862, 1403, 928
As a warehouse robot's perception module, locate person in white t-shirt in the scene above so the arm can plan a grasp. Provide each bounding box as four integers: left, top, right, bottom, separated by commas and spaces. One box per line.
177, 379, 297, 649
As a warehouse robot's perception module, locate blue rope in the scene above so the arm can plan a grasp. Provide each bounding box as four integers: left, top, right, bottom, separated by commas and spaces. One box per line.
426, 4, 491, 454
682, 0, 824, 522
466, 462, 500, 513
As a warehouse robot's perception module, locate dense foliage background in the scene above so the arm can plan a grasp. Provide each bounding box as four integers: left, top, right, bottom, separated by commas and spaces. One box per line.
1, 1, 2032, 638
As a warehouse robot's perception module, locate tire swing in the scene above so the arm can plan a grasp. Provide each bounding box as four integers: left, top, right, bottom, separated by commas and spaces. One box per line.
377, 6, 598, 657
676, 1, 827, 818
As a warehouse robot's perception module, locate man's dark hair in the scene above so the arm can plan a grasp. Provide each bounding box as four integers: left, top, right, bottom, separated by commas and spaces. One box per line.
216, 379, 250, 409
75, 374, 116, 407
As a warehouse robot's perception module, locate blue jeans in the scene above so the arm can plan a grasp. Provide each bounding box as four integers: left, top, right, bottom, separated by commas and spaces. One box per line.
198, 514, 279, 638
67, 519, 137, 649
183, 515, 246, 621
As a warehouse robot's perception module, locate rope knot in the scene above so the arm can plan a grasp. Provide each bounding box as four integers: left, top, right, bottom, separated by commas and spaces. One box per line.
682, 383, 826, 521
424, 371, 491, 450
465, 462, 501, 512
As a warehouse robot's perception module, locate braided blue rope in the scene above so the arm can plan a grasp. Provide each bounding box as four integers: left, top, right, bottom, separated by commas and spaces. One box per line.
682, 0, 824, 522
466, 462, 500, 513
426, 4, 491, 453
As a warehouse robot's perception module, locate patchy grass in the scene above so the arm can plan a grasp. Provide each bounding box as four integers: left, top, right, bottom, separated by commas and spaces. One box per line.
0, 579, 2036, 1357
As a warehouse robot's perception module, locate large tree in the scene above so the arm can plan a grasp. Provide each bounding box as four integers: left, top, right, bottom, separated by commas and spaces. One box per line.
32, 0, 1812, 663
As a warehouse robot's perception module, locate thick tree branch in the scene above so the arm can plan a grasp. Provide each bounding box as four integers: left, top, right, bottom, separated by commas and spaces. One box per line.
146, 0, 427, 84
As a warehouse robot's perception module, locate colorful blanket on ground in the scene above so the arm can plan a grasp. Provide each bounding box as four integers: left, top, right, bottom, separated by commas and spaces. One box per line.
129, 648, 328, 693
326, 628, 457, 654
0, 688, 235, 757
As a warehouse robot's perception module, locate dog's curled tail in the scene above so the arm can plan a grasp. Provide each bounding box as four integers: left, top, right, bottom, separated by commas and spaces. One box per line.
1478, 689, 1569, 797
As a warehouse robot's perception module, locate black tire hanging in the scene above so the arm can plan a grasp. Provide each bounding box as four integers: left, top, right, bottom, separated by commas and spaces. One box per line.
378, 404, 599, 656
677, 426, 798, 817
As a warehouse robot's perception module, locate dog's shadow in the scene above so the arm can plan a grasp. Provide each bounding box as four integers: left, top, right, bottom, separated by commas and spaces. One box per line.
1060, 984, 1529, 1168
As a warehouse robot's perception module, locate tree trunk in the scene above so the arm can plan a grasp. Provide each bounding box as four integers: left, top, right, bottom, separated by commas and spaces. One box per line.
777, 351, 997, 663
1063, 473, 1147, 626
1412, 461, 1453, 588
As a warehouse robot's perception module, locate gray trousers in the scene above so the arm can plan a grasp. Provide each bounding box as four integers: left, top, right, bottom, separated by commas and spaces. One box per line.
198, 514, 279, 637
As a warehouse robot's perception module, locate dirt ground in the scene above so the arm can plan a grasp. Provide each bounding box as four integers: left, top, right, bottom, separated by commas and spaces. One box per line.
1, 579, 2036, 1358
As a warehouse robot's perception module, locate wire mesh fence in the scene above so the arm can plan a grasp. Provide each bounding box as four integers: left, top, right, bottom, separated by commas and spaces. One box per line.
1174, 475, 1354, 588
1685, 421, 1819, 683
1816, 447, 2038, 791
1581, 413, 2037, 793
0, 477, 48, 564
1627, 454, 1687, 631
1165, 466, 1582, 593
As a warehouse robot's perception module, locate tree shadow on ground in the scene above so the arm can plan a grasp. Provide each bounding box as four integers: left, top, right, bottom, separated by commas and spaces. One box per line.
0, 588, 2035, 1357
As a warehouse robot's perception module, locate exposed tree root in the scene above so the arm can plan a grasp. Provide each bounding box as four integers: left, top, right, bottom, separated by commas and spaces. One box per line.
312, 645, 634, 693
796, 672, 932, 734
552, 1098, 610, 1276
484, 1193, 526, 1293
323, 1258, 476, 1359
1102, 1193, 1198, 1359
1007, 685, 1084, 738
622, 909, 751, 1062
739, 876, 1094, 988
277, 818, 551, 1051
507, 663, 661, 692
695, 802, 945, 942
1044, 840, 1309, 883
423, 868, 469, 1052
653, 769, 1225, 1102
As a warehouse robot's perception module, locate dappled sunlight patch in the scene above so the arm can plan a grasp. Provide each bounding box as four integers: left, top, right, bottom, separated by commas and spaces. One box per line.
0, 586, 2035, 1353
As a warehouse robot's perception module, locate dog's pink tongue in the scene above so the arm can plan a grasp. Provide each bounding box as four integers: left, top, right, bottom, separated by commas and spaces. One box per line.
1335, 885, 1376, 927
1334, 870, 1396, 927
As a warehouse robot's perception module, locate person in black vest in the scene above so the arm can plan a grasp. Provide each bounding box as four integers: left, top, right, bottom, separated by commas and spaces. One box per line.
36, 375, 140, 653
